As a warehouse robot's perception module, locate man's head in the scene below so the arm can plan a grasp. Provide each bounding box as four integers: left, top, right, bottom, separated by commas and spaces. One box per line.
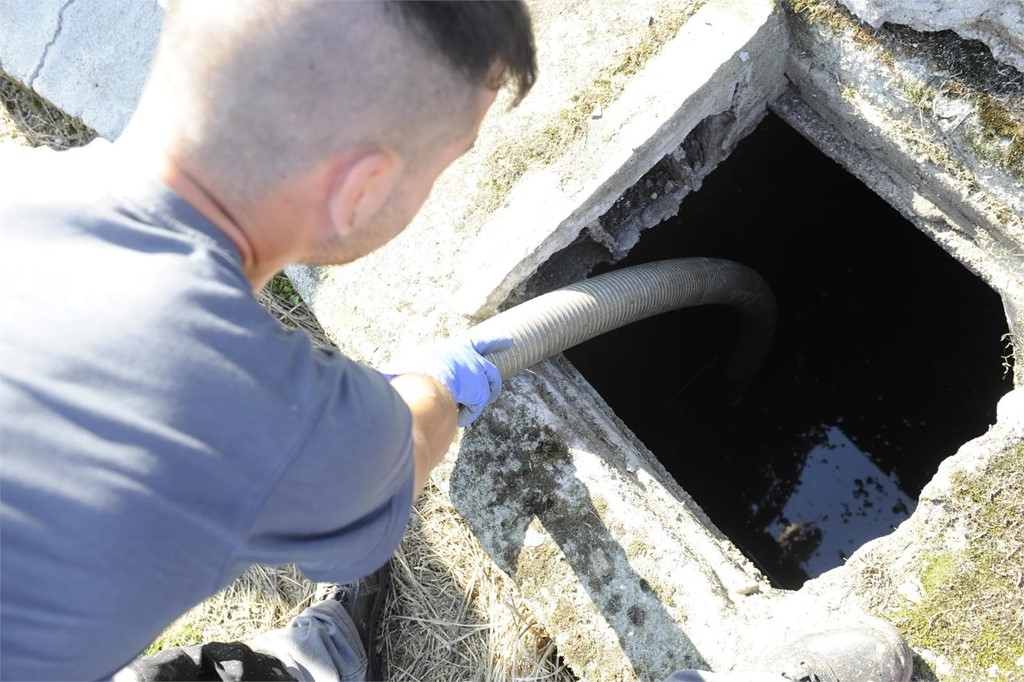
125, 1, 535, 280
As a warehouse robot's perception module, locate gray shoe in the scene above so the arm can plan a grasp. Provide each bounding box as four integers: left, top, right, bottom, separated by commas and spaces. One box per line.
763, 616, 913, 682
316, 561, 391, 681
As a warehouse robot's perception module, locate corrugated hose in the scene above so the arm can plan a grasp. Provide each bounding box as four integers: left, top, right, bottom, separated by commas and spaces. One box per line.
468, 257, 777, 403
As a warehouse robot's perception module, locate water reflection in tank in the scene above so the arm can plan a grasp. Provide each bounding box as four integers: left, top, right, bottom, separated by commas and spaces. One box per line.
758, 424, 914, 578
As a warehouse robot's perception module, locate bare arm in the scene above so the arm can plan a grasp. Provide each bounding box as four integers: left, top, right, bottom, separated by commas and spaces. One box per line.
388, 373, 458, 496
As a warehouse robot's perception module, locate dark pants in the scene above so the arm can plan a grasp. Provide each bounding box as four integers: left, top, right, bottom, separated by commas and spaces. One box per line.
118, 641, 296, 681
115, 600, 368, 682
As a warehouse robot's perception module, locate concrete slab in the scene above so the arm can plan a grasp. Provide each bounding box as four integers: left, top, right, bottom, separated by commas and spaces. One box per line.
0, 0, 163, 139
0, 0, 65, 84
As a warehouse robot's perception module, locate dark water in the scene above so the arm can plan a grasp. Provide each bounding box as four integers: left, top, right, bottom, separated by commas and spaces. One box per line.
564, 113, 1011, 589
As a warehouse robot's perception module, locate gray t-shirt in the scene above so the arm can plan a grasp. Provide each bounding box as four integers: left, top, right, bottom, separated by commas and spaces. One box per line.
0, 141, 414, 680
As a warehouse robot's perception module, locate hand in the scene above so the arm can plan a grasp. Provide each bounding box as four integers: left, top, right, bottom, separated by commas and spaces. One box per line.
388, 333, 512, 426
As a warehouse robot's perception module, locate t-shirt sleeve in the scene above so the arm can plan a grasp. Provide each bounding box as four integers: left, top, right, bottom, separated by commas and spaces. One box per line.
237, 342, 415, 583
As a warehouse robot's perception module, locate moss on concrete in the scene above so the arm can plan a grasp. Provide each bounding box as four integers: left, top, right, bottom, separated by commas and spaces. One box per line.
782, 0, 1024, 182
978, 95, 1019, 138
785, 0, 875, 47
976, 95, 1024, 169
888, 442, 1024, 682
537, 433, 572, 464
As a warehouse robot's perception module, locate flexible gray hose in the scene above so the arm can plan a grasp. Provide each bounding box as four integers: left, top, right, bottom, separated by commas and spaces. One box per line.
469, 257, 776, 400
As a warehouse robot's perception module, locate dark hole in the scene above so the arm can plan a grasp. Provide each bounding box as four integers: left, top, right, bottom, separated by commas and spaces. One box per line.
563, 113, 1012, 589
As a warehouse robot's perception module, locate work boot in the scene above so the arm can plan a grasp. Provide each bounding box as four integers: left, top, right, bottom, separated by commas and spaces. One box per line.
315, 561, 391, 681
761, 615, 913, 682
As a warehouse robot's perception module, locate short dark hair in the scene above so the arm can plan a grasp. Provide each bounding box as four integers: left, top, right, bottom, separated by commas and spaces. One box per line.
388, 1, 537, 104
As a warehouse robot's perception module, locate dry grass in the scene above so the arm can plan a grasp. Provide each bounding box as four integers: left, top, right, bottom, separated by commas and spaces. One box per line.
1, 71, 567, 680
257, 272, 334, 347
146, 565, 318, 655
383, 483, 571, 681
0, 72, 95, 148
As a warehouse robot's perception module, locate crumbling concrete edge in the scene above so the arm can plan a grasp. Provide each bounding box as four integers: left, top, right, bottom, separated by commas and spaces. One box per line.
796, 387, 1024, 678
510, 108, 766, 304
775, 6, 1024, 385
834, 0, 1024, 75
455, 0, 788, 319
450, 355, 785, 678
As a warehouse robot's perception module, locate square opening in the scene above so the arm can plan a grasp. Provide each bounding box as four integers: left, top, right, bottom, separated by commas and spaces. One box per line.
553, 113, 1012, 589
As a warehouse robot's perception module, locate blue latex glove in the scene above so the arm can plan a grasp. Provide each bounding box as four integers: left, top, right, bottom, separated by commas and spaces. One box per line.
389, 334, 513, 426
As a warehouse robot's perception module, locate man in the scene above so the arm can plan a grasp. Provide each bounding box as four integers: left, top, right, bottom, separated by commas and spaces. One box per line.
1, 2, 534, 679
1, 2, 915, 680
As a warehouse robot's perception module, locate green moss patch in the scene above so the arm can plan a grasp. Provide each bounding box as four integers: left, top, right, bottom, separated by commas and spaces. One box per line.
889, 443, 1024, 681
976, 95, 1024, 169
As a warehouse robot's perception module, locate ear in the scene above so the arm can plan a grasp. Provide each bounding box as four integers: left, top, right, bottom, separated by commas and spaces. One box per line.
326, 149, 400, 235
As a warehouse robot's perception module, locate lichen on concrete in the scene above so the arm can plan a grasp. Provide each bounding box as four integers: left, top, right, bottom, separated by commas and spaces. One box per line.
452, 394, 710, 679
801, 389, 1024, 682
886, 442, 1024, 681
447, 357, 783, 679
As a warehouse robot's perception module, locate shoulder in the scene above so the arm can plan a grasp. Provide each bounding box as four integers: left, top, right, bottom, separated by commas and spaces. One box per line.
0, 140, 111, 204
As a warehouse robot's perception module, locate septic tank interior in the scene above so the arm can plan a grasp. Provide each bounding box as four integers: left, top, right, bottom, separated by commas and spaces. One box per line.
560, 112, 1012, 589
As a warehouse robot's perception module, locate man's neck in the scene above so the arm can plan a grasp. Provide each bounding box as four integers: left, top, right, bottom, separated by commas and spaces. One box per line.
113, 135, 280, 291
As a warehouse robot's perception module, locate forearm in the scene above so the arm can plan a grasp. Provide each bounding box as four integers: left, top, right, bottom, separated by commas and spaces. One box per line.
389, 373, 458, 495
384, 332, 509, 494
